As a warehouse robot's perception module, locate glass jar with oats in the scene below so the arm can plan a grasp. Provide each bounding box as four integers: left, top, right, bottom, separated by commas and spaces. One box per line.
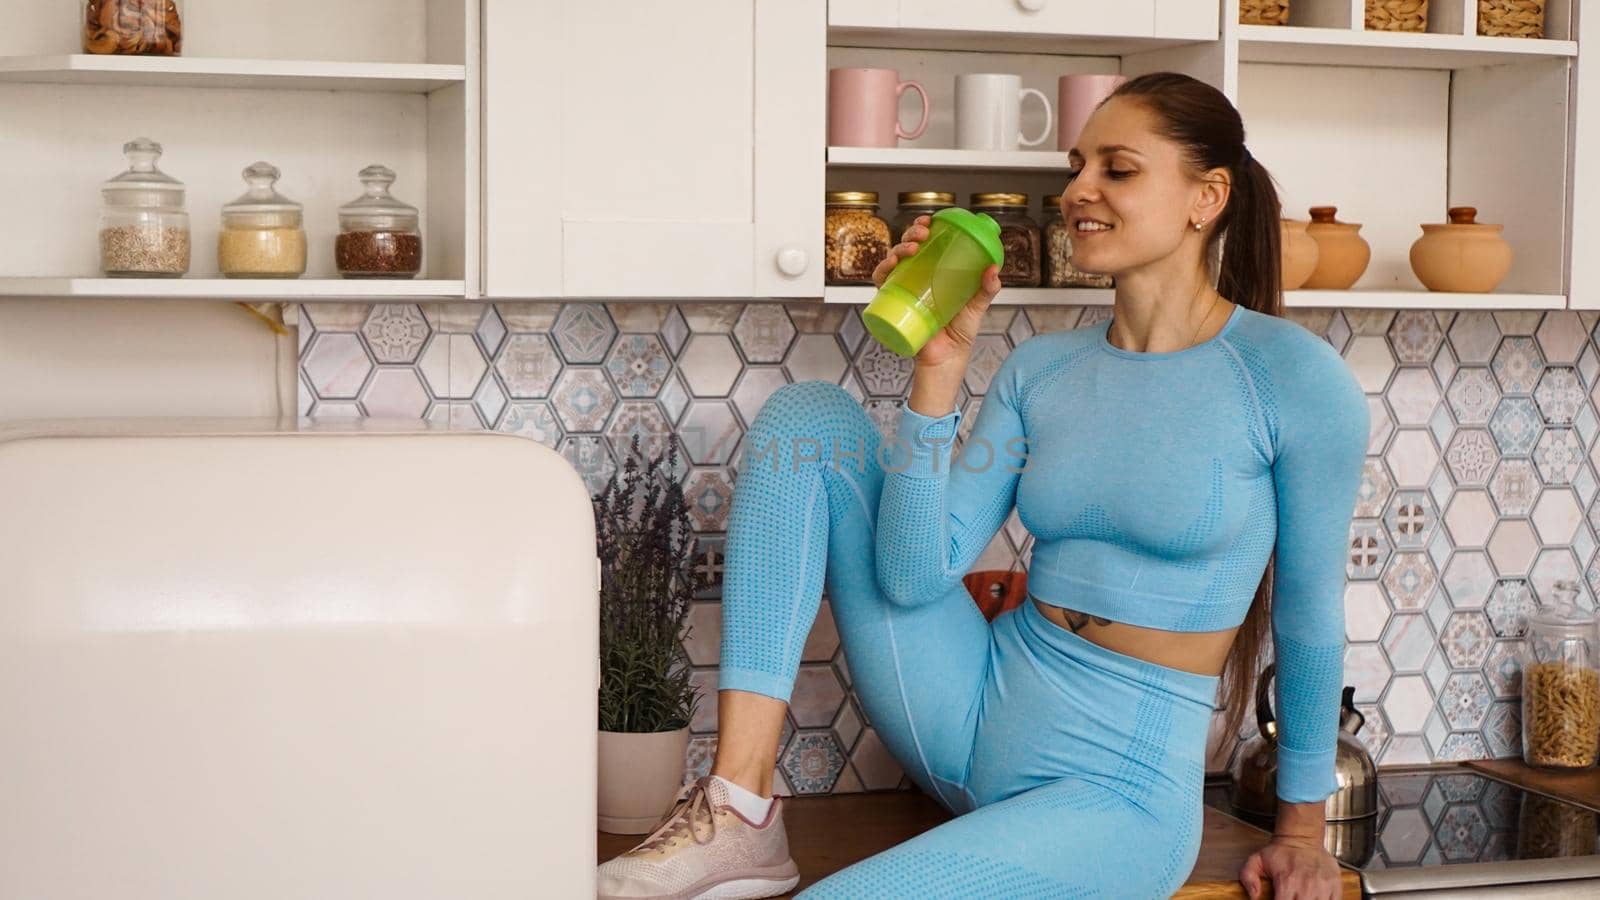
218, 162, 306, 278
99, 137, 190, 277
1043, 194, 1112, 289
825, 191, 892, 285
1521, 587, 1600, 770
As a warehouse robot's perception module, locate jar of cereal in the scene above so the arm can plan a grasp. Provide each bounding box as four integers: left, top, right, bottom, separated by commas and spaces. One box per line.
218, 162, 306, 278
1043, 194, 1112, 288
971, 193, 1040, 287
99, 137, 190, 277
825, 191, 892, 285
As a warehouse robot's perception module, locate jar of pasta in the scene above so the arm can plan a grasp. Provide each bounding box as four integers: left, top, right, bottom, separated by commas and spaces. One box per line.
825, 191, 891, 285
971, 193, 1040, 287
1521, 588, 1600, 770
218, 162, 306, 278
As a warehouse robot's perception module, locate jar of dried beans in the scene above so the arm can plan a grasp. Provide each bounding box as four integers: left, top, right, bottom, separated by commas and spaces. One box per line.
825, 191, 891, 285
99, 136, 190, 277
890, 191, 956, 241
336, 165, 422, 278
84, 0, 183, 57
218, 162, 306, 278
971, 193, 1040, 287
1521, 586, 1600, 770
1043, 194, 1112, 289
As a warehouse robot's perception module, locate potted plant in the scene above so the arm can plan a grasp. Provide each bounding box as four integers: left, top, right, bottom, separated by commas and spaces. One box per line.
595, 433, 705, 834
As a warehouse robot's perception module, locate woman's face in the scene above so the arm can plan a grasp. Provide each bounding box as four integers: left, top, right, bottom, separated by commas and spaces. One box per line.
1060, 96, 1219, 277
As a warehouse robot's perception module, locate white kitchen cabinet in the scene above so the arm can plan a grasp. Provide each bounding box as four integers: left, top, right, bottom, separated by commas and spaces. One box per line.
482, 0, 824, 299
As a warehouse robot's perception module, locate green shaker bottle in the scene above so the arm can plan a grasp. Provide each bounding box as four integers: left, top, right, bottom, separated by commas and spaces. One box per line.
861, 207, 1004, 358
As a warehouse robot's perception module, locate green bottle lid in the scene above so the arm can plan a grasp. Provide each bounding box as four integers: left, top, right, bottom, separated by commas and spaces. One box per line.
932, 207, 1004, 266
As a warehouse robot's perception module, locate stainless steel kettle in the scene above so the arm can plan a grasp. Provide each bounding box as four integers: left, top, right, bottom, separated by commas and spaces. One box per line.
1231, 661, 1379, 827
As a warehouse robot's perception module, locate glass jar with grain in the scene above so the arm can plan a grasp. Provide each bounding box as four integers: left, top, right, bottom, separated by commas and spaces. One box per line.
336, 164, 422, 279
83, 0, 183, 56
1043, 194, 1112, 288
890, 191, 956, 241
99, 137, 190, 277
1521, 586, 1600, 770
825, 191, 892, 285
218, 162, 306, 278
971, 193, 1040, 287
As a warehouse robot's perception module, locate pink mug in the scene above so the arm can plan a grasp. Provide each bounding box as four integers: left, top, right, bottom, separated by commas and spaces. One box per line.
1057, 74, 1127, 152
828, 67, 930, 148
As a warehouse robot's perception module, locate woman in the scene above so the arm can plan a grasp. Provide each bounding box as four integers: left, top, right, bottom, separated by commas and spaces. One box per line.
598, 71, 1367, 900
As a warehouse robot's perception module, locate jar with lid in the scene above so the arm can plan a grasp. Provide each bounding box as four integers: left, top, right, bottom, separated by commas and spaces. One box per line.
218, 162, 306, 278
891, 191, 956, 241
99, 136, 189, 277
1042, 194, 1112, 289
825, 191, 892, 285
84, 0, 183, 56
970, 193, 1040, 287
1521, 581, 1600, 770
336, 165, 422, 279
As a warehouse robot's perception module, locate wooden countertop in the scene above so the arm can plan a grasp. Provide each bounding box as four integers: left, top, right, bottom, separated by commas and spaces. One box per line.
598, 788, 1362, 898
1466, 757, 1600, 812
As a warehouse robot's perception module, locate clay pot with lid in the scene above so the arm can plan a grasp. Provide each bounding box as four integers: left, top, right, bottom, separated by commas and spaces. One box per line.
1280, 219, 1319, 290
1409, 206, 1513, 293
1303, 206, 1370, 289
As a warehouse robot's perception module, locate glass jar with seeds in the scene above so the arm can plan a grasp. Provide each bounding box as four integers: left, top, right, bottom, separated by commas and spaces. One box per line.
218, 162, 306, 278
335, 164, 422, 278
825, 191, 892, 285
1043, 194, 1112, 289
970, 193, 1040, 287
99, 136, 190, 277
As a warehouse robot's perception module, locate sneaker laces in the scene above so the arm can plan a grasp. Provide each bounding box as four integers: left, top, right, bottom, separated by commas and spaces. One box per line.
632, 780, 719, 853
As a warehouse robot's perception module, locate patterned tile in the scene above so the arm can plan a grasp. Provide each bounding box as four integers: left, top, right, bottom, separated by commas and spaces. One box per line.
1384, 489, 1437, 550
1491, 336, 1545, 395
1482, 700, 1520, 757
1488, 458, 1540, 517
1534, 428, 1583, 485
1439, 672, 1492, 730
733, 305, 796, 363
1446, 430, 1499, 486
605, 400, 674, 466
1488, 396, 1541, 457
495, 333, 562, 399
1389, 310, 1445, 364
551, 367, 617, 432
1446, 367, 1498, 426
497, 401, 561, 447
1349, 520, 1391, 579
1355, 459, 1396, 518
855, 337, 916, 397
1382, 552, 1437, 611
552, 303, 617, 363
362, 304, 430, 363
783, 731, 846, 795
1534, 367, 1583, 424
1441, 611, 1494, 668
604, 334, 672, 398
683, 468, 735, 532
1485, 579, 1536, 638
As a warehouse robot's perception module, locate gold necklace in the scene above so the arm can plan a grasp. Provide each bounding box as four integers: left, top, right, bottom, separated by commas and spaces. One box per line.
1110, 294, 1225, 352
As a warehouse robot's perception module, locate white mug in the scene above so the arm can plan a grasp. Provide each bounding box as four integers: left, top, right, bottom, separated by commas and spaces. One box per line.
955, 73, 1053, 152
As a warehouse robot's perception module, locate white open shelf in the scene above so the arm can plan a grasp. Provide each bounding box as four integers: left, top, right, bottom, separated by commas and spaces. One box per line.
0, 55, 466, 93
0, 278, 468, 302
823, 286, 1564, 310
1237, 25, 1576, 69
827, 147, 1070, 171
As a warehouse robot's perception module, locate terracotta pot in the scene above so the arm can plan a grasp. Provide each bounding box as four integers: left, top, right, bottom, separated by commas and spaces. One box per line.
1280, 219, 1320, 290
1303, 206, 1370, 289
1409, 206, 1513, 293
598, 726, 692, 834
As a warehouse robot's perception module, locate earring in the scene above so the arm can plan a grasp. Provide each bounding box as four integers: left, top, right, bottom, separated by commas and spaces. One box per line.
1193, 220, 1205, 231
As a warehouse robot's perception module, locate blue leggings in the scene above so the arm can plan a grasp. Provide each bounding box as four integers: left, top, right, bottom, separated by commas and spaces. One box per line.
720, 381, 1222, 899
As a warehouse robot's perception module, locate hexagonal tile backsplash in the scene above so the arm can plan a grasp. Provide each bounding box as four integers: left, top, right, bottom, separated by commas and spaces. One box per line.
296, 302, 1600, 795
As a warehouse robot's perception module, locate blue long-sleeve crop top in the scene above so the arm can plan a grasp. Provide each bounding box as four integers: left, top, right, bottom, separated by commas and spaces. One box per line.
878, 303, 1369, 804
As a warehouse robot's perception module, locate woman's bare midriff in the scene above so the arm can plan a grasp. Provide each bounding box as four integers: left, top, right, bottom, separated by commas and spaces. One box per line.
1031, 596, 1239, 677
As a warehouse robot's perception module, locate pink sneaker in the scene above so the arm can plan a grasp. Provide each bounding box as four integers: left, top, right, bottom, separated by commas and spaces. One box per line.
597, 775, 800, 900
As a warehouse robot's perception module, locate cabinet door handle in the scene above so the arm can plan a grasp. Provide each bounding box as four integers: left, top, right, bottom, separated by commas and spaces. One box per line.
775, 246, 809, 277
1016, 0, 1047, 11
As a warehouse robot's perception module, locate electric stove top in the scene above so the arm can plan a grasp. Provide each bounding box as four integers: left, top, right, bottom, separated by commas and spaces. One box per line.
1202, 765, 1600, 896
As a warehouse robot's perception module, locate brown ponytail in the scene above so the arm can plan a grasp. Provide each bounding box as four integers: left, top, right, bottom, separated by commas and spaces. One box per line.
1109, 71, 1286, 748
